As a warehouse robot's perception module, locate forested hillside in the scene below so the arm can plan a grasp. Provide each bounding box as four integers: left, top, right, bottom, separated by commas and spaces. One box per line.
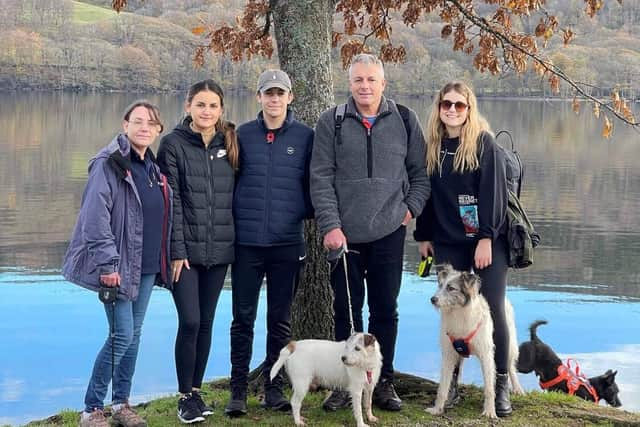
1, 0, 639, 97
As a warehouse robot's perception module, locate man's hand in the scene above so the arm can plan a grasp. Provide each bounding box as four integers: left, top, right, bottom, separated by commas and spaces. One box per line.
401, 209, 412, 226
474, 238, 493, 270
99, 272, 121, 287
323, 228, 347, 250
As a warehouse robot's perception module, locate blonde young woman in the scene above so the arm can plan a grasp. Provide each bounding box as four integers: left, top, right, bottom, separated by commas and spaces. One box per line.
413, 81, 513, 417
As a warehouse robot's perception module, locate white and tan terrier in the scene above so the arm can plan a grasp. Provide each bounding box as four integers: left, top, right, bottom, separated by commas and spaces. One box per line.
270, 332, 382, 427
427, 264, 523, 419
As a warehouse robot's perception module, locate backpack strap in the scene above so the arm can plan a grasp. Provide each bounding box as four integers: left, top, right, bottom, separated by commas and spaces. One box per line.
334, 101, 412, 145
395, 103, 412, 140
333, 103, 347, 145
495, 130, 523, 198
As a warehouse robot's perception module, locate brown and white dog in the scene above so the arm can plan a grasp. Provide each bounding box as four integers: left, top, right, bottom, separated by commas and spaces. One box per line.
270, 332, 382, 427
427, 264, 523, 418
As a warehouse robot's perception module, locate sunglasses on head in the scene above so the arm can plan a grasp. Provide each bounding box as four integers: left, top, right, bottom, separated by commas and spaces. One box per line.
439, 100, 469, 112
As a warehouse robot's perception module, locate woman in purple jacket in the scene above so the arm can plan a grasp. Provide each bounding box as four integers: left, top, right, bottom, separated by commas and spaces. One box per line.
63, 100, 172, 427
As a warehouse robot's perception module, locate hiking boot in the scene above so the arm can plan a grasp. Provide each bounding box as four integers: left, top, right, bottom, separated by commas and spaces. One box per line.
191, 391, 214, 416
80, 409, 109, 427
177, 394, 205, 424
322, 390, 351, 411
495, 373, 512, 417
372, 379, 402, 411
444, 363, 462, 409
111, 404, 147, 427
261, 387, 291, 411
225, 389, 247, 418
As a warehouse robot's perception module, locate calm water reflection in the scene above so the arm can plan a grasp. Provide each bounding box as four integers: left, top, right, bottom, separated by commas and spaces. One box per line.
0, 93, 639, 424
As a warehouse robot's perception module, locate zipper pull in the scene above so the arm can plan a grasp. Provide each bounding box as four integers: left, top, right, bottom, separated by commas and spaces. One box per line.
361, 118, 372, 135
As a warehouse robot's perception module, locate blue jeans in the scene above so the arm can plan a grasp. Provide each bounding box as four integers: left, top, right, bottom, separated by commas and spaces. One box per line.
84, 274, 155, 412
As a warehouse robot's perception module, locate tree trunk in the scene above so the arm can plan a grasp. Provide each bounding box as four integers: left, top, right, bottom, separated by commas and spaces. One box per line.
272, 0, 336, 340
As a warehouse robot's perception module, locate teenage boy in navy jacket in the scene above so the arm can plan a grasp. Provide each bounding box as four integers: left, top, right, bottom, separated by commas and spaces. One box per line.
225, 69, 314, 417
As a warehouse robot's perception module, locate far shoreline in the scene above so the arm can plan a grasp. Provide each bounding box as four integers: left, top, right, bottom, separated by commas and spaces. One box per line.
0, 87, 630, 104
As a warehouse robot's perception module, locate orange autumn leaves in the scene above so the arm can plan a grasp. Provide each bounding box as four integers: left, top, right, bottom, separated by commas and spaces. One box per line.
109, 0, 636, 136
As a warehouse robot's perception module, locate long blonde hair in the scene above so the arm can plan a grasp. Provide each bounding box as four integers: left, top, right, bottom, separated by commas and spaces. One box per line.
425, 81, 491, 176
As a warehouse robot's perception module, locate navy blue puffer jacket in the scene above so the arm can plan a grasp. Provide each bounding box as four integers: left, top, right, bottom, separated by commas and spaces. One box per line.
234, 110, 313, 246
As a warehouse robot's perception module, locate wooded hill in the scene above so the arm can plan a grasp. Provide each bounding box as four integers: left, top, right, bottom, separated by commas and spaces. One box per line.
1, 0, 639, 98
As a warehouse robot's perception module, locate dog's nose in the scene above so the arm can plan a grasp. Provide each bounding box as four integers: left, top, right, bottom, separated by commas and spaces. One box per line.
341, 355, 347, 362
430, 296, 438, 305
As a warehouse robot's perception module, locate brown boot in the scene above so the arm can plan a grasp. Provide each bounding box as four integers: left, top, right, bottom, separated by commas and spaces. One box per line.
111, 404, 147, 427
79, 409, 109, 427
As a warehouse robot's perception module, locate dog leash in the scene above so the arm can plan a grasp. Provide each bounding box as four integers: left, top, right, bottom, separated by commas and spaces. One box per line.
341, 244, 356, 336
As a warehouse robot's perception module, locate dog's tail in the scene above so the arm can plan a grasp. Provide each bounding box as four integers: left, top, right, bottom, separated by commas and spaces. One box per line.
269, 341, 296, 381
529, 319, 548, 341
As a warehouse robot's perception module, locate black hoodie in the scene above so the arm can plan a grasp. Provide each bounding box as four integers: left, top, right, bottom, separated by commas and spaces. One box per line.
157, 117, 236, 266
414, 131, 507, 245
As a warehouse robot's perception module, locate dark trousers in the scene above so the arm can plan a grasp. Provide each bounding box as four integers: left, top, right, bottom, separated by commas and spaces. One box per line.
172, 264, 227, 394
434, 236, 510, 373
331, 226, 406, 381
229, 243, 304, 391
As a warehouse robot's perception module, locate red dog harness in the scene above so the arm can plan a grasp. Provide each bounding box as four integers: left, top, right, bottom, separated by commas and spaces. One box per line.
539, 358, 599, 402
447, 321, 482, 358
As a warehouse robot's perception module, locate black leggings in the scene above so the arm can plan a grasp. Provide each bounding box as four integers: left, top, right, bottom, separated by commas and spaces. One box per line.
172, 264, 227, 394
434, 236, 510, 373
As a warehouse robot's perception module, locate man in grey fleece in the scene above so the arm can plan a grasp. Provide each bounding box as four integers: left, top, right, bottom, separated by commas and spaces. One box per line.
310, 53, 430, 412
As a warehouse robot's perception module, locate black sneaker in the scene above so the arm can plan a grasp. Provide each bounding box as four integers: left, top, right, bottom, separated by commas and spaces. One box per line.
177, 394, 205, 424
322, 390, 351, 411
372, 379, 402, 411
225, 391, 247, 418
191, 391, 214, 416
261, 387, 291, 411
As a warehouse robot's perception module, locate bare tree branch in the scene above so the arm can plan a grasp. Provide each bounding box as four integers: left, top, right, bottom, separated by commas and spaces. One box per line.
446, 0, 638, 127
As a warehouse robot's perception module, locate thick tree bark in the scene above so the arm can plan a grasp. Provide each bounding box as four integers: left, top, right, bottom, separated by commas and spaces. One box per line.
272, 0, 336, 340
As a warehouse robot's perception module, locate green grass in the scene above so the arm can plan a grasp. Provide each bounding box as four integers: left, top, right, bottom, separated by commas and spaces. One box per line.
72, 1, 120, 24
27, 378, 640, 427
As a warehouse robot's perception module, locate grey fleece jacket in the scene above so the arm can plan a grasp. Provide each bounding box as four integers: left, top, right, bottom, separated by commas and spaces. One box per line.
310, 96, 430, 243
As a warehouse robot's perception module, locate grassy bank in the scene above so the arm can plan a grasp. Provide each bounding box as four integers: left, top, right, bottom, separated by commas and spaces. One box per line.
26, 374, 640, 427
71, 1, 120, 24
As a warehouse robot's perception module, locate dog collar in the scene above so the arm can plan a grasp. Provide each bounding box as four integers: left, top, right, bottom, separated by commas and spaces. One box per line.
539, 358, 599, 402
366, 370, 373, 384
447, 321, 482, 358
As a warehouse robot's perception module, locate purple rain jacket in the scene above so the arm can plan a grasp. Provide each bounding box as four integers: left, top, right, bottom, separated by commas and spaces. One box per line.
62, 134, 173, 300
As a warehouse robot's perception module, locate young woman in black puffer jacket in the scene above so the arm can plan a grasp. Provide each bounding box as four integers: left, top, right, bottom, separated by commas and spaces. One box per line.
157, 80, 239, 424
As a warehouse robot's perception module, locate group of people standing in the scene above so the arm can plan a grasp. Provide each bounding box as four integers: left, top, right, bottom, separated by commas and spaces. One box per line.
63, 53, 514, 426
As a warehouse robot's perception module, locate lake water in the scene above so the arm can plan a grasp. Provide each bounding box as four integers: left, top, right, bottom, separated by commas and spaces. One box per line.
0, 92, 639, 425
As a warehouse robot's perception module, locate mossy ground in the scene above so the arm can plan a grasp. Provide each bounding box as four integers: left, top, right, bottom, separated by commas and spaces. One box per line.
26, 374, 640, 427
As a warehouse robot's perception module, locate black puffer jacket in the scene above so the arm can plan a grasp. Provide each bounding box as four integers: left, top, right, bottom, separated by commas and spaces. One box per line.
157, 117, 235, 266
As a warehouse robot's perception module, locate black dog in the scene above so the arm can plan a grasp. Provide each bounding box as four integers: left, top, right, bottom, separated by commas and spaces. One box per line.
517, 320, 622, 407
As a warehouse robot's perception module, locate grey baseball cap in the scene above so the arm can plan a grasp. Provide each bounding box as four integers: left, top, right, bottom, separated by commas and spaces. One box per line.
257, 69, 292, 93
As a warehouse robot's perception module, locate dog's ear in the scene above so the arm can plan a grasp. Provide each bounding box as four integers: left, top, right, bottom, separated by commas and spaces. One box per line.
436, 263, 452, 285
516, 342, 536, 373
363, 333, 377, 348
604, 370, 617, 384
460, 271, 481, 295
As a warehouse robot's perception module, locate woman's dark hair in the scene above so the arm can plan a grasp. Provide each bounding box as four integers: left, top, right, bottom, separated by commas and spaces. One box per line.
123, 100, 164, 133
186, 80, 239, 170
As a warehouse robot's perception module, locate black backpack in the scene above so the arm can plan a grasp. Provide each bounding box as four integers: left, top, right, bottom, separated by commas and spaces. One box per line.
333, 100, 411, 145
494, 130, 541, 269
495, 130, 523, 198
